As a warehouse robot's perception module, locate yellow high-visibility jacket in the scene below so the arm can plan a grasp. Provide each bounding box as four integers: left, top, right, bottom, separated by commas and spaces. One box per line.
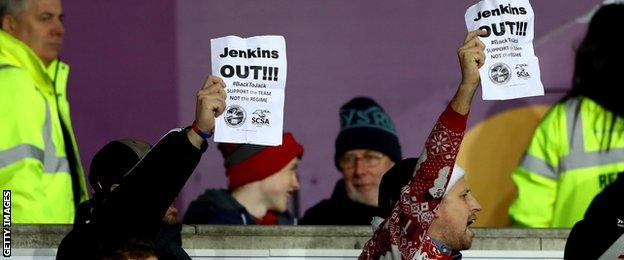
509, 97, 624, 227
0, 30, 88, 223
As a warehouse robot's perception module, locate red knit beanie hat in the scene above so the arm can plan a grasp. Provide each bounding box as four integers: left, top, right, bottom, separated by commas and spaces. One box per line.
218, 133, 304, 189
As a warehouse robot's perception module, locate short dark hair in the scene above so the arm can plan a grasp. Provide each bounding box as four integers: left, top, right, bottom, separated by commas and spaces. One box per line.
378, 157, 418, 218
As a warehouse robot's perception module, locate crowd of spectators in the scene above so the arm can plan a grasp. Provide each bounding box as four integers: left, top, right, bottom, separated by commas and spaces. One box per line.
1, 0, 623, 259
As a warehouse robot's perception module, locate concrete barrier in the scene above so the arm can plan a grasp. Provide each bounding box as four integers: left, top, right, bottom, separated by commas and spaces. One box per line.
8, 225, 570, 258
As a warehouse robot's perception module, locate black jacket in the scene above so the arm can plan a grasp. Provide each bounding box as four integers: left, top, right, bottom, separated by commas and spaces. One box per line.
300, 179, 379, 225
183, 189, 296, 225
155, 223, 189, 259
57, 129, 206, 259
565, 173, 624, 259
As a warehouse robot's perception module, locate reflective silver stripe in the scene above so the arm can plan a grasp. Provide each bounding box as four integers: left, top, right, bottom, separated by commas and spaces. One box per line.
561, 149, 624, 170
598, 233, 624, 260
0, 89, 70, 172
564, 98, 584, 151
514, 100, 580, 179
522, 99, 624, 177
519, 153, 558, 179
0, 102, 69, 172
0, 144, 44, 168
41, 96, 70, 173
559, 98, 624, 172
241, 214, 248, 225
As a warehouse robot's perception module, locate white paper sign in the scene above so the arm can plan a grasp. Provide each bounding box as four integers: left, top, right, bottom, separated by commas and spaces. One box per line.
211, 35, 287, 145
465, 0, 544, 100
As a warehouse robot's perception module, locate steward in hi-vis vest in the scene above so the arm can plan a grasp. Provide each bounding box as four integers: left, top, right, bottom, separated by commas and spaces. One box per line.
510, 98, 624, 227
0, 9, 88, 223
510, 3, 624, 228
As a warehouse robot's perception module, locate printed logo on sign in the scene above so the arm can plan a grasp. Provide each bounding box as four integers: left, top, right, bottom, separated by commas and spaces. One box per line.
251, 109, 271, 127
489, 63, 511, 85
224, 105, 246, 128
515, 64, 531, 79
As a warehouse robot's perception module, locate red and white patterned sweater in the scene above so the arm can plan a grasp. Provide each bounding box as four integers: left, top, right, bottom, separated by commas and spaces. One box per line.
359, 104, 468, 260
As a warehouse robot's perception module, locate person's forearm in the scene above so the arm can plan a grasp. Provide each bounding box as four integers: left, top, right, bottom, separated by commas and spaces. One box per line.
450, 83, 478, 115
98, 130, 205, 234
186, 128, 205, 149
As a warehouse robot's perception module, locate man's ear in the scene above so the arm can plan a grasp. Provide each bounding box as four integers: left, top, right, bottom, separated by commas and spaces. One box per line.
1, 15, 16, 33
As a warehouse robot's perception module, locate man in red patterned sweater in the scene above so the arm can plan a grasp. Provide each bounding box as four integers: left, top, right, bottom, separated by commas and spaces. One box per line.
360, 29, 486, 260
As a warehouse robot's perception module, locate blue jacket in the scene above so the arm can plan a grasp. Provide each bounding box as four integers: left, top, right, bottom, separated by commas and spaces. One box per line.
183, 189, 296, 225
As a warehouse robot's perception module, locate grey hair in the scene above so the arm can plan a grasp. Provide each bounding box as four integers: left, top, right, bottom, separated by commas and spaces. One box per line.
1, 0, 28, 24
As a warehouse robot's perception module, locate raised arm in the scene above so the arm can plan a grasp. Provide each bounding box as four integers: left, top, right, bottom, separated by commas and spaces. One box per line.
98, 75, 226, 237
451, 29, 486, 115
401, 28, 485, 244
359, 30, 486, 260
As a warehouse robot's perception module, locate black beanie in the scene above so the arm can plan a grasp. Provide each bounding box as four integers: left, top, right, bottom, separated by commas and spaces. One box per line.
88, 139, 152, 193
564, 173, 624, 259
378, 157, 418, 218
335, 97, 402, 169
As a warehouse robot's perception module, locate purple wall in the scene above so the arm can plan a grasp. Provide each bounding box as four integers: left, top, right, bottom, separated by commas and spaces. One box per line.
62, 0, 178, 194
62, 0, 599, 218
175, 0, 598, 217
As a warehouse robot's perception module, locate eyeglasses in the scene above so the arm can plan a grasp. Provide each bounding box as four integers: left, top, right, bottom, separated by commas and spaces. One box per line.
338, 152, 385, 169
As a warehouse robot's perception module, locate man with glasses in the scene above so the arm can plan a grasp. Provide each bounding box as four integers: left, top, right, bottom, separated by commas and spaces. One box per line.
301, 97, 401, 225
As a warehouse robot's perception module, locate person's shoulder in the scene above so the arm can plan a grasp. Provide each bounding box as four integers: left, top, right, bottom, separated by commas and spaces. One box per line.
0, 63, 29, 77
193, 189, 231, 204
186, 189, 222, 210
183, 189, 243, 224
531, 100, 568, 133
303, 181, 353, 218
300, 199, 337, 225
305, 198, 335, 213
183, 194, 216, 224
540, 101, 567, 120
301, 198, 377, 225
0, 64, 33, 89
0, 65, 43, 117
